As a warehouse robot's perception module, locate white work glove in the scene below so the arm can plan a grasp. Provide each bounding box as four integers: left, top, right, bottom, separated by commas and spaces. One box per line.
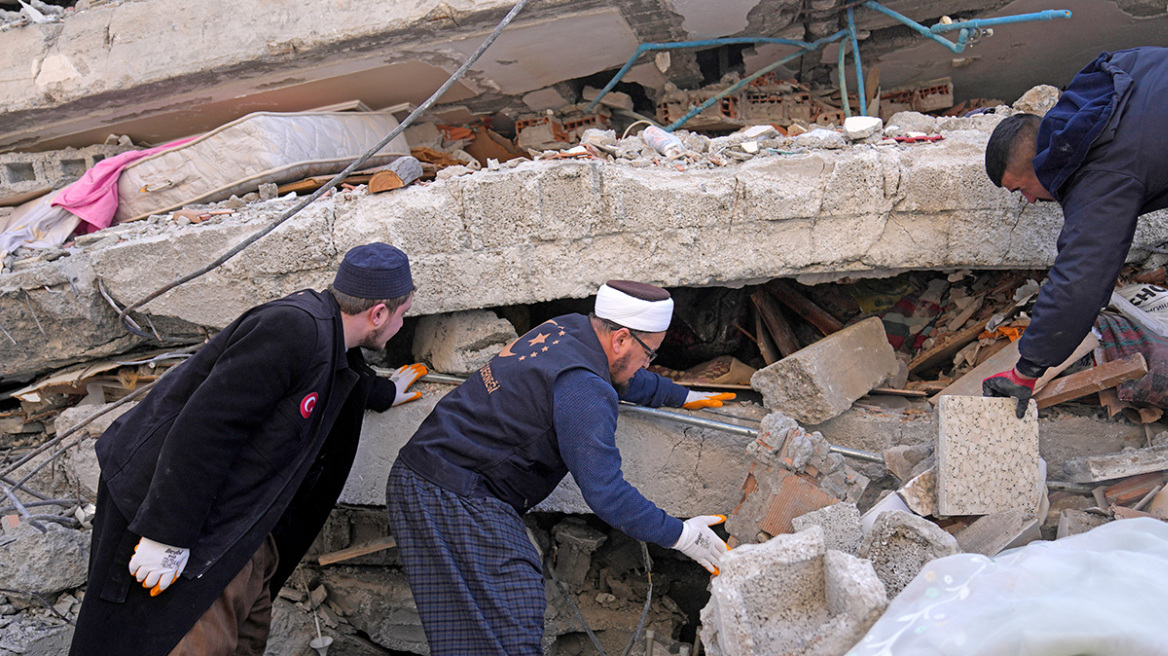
389, 363, 428, 406
673, 515, 729, 575
683, 390, 735, 410
129, 536, 190, 596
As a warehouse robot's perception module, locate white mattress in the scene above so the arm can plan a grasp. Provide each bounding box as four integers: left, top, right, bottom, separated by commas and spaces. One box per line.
115, 111, 410, 222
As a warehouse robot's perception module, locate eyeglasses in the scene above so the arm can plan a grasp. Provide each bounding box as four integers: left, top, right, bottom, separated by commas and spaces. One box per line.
627, 330, 658, 363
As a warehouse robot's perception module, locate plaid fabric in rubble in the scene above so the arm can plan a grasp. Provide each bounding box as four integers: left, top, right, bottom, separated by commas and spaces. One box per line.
386, 459, 546, 656
1094, 312, 1168, 409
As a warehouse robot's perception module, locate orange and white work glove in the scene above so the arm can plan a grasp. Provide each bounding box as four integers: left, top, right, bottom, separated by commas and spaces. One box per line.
673, 515, 729, 575
683, 391, 736, 409
389, 363, 428, 406
129, 536, 189, 596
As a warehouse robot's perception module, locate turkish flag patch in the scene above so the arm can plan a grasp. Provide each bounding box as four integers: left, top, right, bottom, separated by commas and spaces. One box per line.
300, 392, 318, 418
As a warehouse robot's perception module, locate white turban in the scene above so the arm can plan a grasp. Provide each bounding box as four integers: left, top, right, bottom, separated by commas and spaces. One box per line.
595, 283, 674, 332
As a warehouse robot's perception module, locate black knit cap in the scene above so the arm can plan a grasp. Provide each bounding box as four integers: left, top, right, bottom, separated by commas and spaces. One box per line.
332, 243, 413, 299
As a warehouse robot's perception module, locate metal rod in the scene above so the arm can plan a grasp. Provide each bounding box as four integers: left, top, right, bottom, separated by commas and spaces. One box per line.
863, 1, 964, 53
847, 7, 867, 116
837, 38, 851, 118
115, 0, 534, 337
929, 9, 1071, 33
618, 403, 884, 464
584, 36, 818, 114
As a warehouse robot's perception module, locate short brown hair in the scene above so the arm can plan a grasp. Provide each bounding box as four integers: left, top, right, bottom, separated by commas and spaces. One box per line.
328, 284, 412, 316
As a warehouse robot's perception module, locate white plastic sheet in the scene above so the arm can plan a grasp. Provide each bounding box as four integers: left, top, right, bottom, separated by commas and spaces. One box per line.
0, 189, 79, 257
847, 518, 1168, 656
1110, 284, 1168, 338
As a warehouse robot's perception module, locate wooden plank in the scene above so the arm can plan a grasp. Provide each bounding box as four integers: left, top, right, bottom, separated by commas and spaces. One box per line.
318, 536, 397, 566
754, 309, 779, 366
1033, 353, 1148, 409
751, 290, 800, 357
907, 319, 988, 374
930, 333, 1098, 404
763, 280, 844, 335
870, 388, 929, 397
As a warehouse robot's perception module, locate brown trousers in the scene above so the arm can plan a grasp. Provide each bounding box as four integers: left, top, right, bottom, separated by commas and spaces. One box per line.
168, 535, 280, 656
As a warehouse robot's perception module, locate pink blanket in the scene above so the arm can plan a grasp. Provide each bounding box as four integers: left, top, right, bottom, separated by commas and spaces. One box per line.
51, 137, 197, 233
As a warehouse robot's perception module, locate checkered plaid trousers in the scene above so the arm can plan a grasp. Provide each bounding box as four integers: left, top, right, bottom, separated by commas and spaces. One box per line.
386, 459, 546, 655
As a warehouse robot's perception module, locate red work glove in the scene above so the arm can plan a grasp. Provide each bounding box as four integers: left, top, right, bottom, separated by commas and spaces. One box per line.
982, 368, 1037, 419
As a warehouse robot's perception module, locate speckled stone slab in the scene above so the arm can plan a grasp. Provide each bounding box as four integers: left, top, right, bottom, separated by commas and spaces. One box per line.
936, 396, 1040, 516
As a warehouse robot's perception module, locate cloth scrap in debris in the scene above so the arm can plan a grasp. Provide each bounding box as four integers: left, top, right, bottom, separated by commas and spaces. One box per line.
1094, 312, 1168, 410
51, 137, 197, 233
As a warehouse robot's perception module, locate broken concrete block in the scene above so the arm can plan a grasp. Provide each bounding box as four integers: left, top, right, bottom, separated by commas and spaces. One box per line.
793, 128, 847, 150
1012, 84, 1060, 116
54, 401, 138, 499
897, 466, 936, 517
1056, 509, 1111, 539
792, 502, 862, 555
412, 309, 518, 376
315, 567, 427, 653
1061, 444, 1168, 484
955, 509, 1041, 556
858, 511, 958, 598
884, 111, 938, 136
843, 116, 883, 141
0, 522, 89, 595
552, 518, 607, 589
701, 526, 886, 656
728, 413, 869, 545
751, 317, 897, 424
882, 443, 934, 482
936, 396, 1041, 516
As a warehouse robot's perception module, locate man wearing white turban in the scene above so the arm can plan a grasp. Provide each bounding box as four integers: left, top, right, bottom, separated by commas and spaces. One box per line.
386, 280, 732, 656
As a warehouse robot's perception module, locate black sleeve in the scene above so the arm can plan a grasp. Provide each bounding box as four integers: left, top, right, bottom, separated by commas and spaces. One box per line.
128, 306, 316, 547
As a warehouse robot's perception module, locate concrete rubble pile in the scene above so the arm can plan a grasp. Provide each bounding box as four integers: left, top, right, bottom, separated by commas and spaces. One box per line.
5, 85, 1168, 655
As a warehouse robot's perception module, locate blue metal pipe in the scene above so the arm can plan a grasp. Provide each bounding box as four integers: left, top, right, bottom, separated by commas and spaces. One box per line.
930, 9, 1071, 33
847, 7, 867, 116
862, 1, 965, 53
665, 29, 849, 132
838, 38, 851, 117
585, 36, 819, 113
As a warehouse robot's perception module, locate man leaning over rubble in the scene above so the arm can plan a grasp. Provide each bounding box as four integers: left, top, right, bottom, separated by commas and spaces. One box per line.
386, 280, 734, 655
982, 46, 1168, 417
69, 243, 427, 656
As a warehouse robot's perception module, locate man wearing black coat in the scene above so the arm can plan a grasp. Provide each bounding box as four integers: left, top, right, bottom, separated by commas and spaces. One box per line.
69, 243, 426, 656
982, 47, 1168, 416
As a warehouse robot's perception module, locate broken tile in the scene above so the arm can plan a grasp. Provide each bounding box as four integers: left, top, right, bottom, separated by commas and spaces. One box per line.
954, 509, 1040, 556
897, 466, 936, 517
1056, 509, 1110, 539
701, 526, 886, 656
936, 396, 1041, 516
751, 317, 897, 424
1062, 444, 1168, 484
882, 443, 934, 482
858, 511, 958, 598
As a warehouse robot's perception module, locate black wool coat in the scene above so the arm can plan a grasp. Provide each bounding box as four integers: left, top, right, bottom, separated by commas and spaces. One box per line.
70, 289, 395, 656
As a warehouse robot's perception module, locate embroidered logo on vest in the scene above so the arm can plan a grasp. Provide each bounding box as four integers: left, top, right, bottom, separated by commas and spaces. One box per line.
300, 392, 318, 418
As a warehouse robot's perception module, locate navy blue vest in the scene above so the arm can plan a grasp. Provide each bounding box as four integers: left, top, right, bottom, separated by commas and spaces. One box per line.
398, 313, 610, 512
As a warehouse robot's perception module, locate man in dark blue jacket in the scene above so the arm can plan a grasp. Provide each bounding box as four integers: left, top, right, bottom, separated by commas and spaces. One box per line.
387, 280, 734, 656
982, 47, 1168, 416
70, 243, 426, 656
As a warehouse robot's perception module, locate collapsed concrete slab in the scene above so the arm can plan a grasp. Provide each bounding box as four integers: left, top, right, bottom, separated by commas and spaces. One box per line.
1061, 444, 1168, 484
20, 124, 1168, 379
700, 525, 887, 656
335, 383, 760, 518
750, 317, 896, 424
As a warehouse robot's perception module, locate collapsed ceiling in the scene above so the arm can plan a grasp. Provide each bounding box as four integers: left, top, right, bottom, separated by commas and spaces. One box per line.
2, 0, 1167, 153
